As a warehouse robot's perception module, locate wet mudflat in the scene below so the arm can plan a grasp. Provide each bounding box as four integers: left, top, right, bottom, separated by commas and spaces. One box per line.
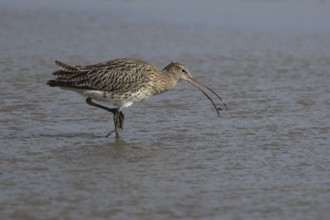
1, 0, 330, 219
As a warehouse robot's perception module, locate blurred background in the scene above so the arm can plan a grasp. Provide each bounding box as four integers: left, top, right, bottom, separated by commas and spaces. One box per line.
1, 0, 329, 219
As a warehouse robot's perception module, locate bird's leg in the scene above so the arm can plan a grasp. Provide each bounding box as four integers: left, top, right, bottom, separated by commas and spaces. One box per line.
114, 110, 121, 139
85, 98, 124, 137
86, 98, 124, 128
104, 109, 123, 138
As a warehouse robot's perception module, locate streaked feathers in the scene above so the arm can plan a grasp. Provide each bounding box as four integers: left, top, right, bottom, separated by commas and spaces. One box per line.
48, 59, 156, 92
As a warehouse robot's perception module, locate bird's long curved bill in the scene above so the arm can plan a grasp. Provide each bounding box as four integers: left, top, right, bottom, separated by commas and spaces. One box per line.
188, 78, 227, 117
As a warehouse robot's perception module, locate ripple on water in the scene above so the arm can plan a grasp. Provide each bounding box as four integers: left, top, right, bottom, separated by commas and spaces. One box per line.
1, 1, 330, 219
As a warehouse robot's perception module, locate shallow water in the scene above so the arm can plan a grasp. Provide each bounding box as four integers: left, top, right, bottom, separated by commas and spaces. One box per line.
1, 0, 330, 219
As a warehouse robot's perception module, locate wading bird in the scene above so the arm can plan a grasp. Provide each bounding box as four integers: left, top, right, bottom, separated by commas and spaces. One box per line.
47, 58, 227, 138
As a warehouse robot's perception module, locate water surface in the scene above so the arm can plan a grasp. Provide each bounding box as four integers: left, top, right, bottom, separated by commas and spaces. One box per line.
1, 0, 330, 219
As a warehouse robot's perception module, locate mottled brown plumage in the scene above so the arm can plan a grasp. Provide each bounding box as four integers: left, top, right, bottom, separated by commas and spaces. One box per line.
47, 58, 227, 138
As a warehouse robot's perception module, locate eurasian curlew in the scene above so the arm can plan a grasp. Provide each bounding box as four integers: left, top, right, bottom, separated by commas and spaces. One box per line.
47, 58, 227, 138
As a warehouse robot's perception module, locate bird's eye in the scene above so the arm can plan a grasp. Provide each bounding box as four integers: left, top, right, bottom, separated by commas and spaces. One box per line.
181, 69, 187, 73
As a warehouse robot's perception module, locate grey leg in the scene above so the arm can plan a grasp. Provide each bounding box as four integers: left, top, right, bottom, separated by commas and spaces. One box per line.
86, 98, 124, 137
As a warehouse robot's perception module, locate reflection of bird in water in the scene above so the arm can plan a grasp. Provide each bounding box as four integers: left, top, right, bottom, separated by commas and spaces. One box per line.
47, 58, 227, 138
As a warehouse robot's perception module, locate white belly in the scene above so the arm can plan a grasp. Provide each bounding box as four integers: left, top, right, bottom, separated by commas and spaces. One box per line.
64, 88, 134, 109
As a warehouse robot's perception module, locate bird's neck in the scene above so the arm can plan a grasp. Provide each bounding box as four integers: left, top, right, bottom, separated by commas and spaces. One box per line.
152, 71, 179, 95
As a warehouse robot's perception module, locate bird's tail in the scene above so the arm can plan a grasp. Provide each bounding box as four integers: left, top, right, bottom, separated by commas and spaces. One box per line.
46, 80, 58, 87
47, 60, 79, 87
47, 60, 90, 89
54, 60, 78, 72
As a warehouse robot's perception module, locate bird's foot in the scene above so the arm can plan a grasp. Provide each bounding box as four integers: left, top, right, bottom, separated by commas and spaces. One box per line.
105, 129, 121, 139
105, 130, 115, 138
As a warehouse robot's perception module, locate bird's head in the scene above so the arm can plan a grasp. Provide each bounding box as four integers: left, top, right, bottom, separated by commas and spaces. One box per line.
163, 62, 193, 81
163, 61, 228, 116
